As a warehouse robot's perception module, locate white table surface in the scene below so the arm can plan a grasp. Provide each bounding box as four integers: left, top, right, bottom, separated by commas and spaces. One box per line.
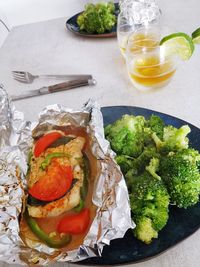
0, 0, 200, 266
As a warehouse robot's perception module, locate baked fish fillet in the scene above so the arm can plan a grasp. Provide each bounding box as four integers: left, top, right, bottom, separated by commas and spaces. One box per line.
28, 136, 85, 218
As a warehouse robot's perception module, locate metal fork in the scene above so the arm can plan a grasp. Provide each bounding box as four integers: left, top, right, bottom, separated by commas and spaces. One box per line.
12, 71, 92, 84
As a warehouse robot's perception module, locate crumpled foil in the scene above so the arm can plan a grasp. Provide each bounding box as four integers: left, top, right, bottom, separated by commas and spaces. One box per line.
0, 85, 134, 265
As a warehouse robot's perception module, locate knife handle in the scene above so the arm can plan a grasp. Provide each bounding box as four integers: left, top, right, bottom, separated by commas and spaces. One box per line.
48, 79, 92, 93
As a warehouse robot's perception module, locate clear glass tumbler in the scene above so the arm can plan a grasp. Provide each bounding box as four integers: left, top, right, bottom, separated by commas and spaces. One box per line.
125, 26, 177, 91
117, 15, 136, 58
117, 0, 161, 58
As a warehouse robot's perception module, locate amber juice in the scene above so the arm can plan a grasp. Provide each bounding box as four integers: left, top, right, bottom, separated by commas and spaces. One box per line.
126, 32, 177, 90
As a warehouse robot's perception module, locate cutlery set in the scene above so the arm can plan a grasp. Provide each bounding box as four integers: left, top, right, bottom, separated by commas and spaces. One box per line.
11, 71, 96, 101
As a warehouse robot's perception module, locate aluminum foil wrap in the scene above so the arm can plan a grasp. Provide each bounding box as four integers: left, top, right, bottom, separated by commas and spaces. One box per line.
0, 86, 134, 265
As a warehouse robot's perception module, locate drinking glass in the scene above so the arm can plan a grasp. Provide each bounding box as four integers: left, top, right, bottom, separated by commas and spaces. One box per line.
117, 15, 135, 57
117, 0, 161, 58
125, 26, 177, 90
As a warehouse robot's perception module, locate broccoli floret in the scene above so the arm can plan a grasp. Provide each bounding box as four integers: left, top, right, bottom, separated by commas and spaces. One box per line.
116, 146, 159, 177
188, 148, 200, 171
77, 2, 116, 34
160, 149, 200, 208
152, 125, 191, 154
141, 115, 165, 146
115, 155, 134, 174
178, 148, 200, 164
133, 146, 160, 174
148, 115, 165, 139
105, 115, 146, 157
106, 2, 115, 13
143, 127, 153, 146
126, 170, 170, 244
146, 157, 161, 180
134, 217, 158, 244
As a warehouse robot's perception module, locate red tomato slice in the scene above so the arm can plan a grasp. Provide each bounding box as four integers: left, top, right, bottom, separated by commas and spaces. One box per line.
34, 132, 63, 157
57, 209, 90, 234
29, 162, 73, 201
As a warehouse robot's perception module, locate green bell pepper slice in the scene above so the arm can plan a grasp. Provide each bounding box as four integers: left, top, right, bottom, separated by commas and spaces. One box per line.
40, 152, 70, 170
74, 154, 90, 212
81, 154, 90, 199
25, 212, 71, 248
73, 199, 84, 212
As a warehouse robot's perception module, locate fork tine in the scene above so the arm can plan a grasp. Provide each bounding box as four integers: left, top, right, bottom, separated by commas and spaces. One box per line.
12, 76, 26, 82
13, 75, 26, 81
12, 75, 26, 80
13, 77, 28, 83
12, 72, 26, 78
12, 73, 25, 78
12, 72, 25, 77
12, 71, 33, 83
12, 71, 26, 75
12, 74, 26, 80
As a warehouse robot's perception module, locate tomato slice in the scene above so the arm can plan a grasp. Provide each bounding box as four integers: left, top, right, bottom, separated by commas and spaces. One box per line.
34, 132, 63, 157
29, 162, 73, 201
57, 208, 90, 234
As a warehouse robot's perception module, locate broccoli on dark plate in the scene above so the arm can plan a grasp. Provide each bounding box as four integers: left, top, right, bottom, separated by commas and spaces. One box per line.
105, 113, 200, 244
77, 2, 116, 34
126, 159, 170, 244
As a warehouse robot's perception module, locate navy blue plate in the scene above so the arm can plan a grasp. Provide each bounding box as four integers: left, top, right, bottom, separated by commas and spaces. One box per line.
66, 3, 119, 38
80, 106, 200, 265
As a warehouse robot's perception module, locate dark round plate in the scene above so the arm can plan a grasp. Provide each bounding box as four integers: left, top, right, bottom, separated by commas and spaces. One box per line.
66, 3, 119, 38
80, 106, 200, 265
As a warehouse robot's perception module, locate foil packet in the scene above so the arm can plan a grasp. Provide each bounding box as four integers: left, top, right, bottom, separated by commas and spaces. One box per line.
0, 85, 134, 265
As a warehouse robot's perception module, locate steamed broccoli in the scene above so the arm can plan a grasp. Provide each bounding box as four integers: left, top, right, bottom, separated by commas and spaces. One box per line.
126, 169, 170, 244
77, 2, 116, 34
160, 149, 200, 208
146, 157, 161, 180
148, 114, 165, 139
105, 112, 200, 244
134, 217, 158, 244
152, 125, 191, 154
115, 155, 134, 174
115, 146, 159, 176
133, 147, 160, 174
179, 148, 200, 164
105, 115, 146, 157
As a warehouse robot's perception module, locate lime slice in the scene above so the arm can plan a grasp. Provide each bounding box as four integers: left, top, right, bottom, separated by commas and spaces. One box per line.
192, 27, 200, 44
160, 32, 194, 60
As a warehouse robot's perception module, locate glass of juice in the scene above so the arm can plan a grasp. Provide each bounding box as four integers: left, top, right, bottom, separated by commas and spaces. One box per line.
125, 26, 177, 90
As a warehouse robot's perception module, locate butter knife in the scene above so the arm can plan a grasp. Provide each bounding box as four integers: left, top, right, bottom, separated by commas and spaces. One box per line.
11, 78, 96, 101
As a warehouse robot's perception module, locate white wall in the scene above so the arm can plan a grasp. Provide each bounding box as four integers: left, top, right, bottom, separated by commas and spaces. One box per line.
0, 0, 112, 28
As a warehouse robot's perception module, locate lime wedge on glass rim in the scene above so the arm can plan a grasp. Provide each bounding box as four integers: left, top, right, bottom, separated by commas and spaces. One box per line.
192, 27, 200, 44
159, 32, 194, 60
